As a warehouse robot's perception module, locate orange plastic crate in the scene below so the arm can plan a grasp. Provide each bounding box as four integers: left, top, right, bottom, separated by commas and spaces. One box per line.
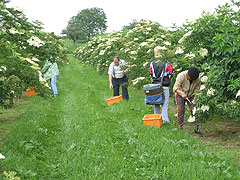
26, 89, 40, 97
142, 114, 162, 128
106, 95, 122, 105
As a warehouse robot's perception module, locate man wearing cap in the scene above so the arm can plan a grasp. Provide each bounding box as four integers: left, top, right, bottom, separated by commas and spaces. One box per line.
173, 67, 201, 131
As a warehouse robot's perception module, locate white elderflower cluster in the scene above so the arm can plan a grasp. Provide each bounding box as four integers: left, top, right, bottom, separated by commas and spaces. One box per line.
140, 42, 148, 46
201, 76, 208, 83
178, 30, 193, 44
143, 62, 149, 67
200, 105, 210, 112
175, 47, 184, 54
236, 90, 240, 98
207, 88, 215, 96
27, 36, 45, 47
132, 77, 145, 85
198, 48, 208, 57
187, 115, 195, 122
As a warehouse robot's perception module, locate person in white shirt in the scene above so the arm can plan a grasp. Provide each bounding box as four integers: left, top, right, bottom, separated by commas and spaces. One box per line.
108, 56, 130, 100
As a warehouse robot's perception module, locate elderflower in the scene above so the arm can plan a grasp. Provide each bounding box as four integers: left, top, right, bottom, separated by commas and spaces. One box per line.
143, 62, 149, 67
9, 27, 19, 34
140, 42, 148, 46
187, 115, 195, 122
99, 50, 105, 55
185, 53, 196, 59
236, 90, 240, 98
163, 41, 171, 46
0, 153, 5, 159
178, 30, 193, 44
133, 38, 139, 41
201, 76, 208, 83
27, 36, 45, 47
207, 88, 215, 96
200, 85, 206, 90
1, 66, 7, 71
200, 105, 210, 112
130, 51, 137, 55
198, 48, 208, 57
175, 48, 184, 54
132, 77, 145, 85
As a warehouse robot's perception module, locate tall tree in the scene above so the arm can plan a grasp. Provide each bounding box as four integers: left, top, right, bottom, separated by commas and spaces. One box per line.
62, 16, 84, 45
62, 7, 107, 43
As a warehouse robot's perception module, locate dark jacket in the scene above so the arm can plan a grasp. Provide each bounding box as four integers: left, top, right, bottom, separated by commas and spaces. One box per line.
149, 59, 174, 87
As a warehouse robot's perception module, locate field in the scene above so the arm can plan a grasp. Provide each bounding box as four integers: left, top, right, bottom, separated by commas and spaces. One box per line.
0, 42, 239, 179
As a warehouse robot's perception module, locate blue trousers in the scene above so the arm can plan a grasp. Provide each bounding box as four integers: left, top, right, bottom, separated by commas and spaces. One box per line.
49, 76, 58, 95
154, 86, 170, 123
112, 76, 129, 100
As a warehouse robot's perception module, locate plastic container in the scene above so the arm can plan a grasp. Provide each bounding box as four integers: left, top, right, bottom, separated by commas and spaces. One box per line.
26, 89, 40, 97
142, 114, 162, 128
106, 95, 122, 105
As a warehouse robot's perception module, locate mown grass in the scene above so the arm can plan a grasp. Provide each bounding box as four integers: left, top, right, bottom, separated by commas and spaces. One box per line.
0, 53, 240, 179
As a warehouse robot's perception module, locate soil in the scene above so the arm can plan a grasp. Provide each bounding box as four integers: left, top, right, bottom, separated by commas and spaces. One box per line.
184, 118, 240, 164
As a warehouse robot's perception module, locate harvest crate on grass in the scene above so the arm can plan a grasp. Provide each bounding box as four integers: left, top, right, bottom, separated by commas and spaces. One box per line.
142, 114, 162, 128
26, 89, 40, 97
106, 95, 122, 105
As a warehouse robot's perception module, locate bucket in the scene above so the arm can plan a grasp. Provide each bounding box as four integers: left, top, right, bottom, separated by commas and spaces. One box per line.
106, 95, 122, 105
142, 114, 162, 128
26, 89, 40, 97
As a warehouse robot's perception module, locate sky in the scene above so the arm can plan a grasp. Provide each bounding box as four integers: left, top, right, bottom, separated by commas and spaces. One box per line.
7, 0, 231, 35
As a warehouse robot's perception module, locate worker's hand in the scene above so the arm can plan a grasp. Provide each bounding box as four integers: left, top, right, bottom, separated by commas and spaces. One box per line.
181, 92, 187, 99
109, 83, 113, 89
193, 99, 199, 104
123, 68, 130, 74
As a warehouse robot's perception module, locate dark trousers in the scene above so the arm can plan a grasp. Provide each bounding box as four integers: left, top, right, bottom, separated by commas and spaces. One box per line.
112, 76, 129, 100
175, 93, 195, 128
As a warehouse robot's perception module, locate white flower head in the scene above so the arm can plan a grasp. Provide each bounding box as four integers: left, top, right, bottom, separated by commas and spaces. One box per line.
201, 76, 208, 83
143, 62, 149, 67
163, 41, 171, 46
27, 36, 45, 47
146, 27, 151, 31
187, 115, 195, 122
201, 105, 210, 112
178, 30, 193, 44
1, 66, 7, 71
0, 153, 5, 159
207, 88, 215, 96
200, 85, 206, 90
198, 48, 208, 57
140, 42, 148, 46
130, 51, 137, 55
185, 53, 196, 59
99, 50, 105, 55
134, 38, 139, 41
32, 57, 40, 62
236, 90, 240, 98
192, 107, 197, 115
175, 48, 184, 54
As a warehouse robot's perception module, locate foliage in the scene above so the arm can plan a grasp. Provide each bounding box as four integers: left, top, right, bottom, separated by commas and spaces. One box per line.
0, 0, 69, 108
174, 0, 240, 121
74, 1, 240, 121
62, 7, 107, 43
74, 20, 175, 89
1, 56, 239, 179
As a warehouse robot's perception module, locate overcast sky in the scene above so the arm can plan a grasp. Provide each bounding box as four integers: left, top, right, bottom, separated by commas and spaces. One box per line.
7, 0, 230, 35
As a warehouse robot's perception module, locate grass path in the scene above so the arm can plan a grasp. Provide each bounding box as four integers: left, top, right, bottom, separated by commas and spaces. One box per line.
0, 55, 239, 179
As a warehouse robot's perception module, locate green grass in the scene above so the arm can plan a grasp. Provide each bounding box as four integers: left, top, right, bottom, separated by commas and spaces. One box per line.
0, 55, 240, 179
